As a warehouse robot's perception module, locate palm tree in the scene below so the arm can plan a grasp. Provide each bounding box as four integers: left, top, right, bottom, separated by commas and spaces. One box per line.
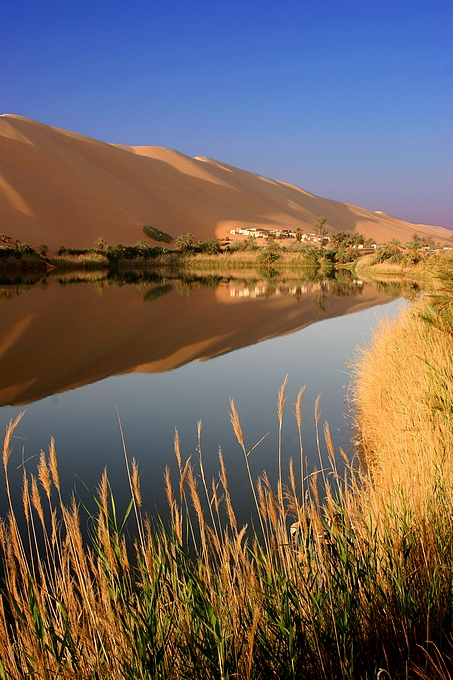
385, 238, 402, 255
174, 232, 195, 252
95, 236, 107, 251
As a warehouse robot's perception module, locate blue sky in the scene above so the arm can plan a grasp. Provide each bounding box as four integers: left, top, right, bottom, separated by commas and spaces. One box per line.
2, 0, 452, 228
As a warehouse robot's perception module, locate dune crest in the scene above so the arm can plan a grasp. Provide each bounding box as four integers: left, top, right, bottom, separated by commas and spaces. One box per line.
0, 114, 451, 250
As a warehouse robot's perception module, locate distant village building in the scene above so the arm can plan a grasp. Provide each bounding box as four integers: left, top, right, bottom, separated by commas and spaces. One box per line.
229, 227, 297, 240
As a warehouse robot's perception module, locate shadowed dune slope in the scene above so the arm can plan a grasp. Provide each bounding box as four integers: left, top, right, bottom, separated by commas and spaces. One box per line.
1, 114, 451, 251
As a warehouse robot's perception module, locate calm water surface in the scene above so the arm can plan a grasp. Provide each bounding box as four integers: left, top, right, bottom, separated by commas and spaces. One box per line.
0, 270, 409, 526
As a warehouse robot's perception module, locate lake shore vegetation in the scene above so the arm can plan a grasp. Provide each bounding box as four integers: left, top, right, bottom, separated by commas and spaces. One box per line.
1, 256, 452, 678
0, 240, 50, 273
1, 227, 452, 282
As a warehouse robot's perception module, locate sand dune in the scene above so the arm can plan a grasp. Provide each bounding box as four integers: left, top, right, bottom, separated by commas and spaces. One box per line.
1, 114, 451, 251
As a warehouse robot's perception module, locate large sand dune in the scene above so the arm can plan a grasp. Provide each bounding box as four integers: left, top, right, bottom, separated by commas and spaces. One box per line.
1, 114, 451, 251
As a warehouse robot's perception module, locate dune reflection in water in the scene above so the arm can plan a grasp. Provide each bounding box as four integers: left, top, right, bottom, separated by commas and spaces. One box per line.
0, 270, 408, 524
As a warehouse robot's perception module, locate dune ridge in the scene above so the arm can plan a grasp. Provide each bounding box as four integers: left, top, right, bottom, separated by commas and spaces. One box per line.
1, 114, 450, 250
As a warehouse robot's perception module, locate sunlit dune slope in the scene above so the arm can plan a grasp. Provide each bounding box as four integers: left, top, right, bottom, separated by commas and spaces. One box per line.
0, 278, 390, 406
1, 114, 450, 250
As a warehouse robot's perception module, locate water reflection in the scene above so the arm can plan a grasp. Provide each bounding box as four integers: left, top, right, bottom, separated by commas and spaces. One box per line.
0, 268, 415, 408
0, 268, 411, 530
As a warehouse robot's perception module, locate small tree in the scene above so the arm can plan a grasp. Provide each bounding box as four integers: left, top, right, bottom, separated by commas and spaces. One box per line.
375, 238, 402, 264
335, 245, 359, 264
39, 244, 49, 257
258, 243, 282, 268
0, 234, 11, 244
135, 239, 151, 256
330, 231, 349, 248
95, 236, 108, 251
312, 215, 328, 245
14, 240, 35, 254
199, 239, 221, 255
243, 236, 259, 251
295, 228, 303, 242
174, 232, 196, 252
386, 238, 402, 254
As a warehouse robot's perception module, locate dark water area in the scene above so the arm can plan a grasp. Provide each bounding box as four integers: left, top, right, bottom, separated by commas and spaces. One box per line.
0, 268, 410, 530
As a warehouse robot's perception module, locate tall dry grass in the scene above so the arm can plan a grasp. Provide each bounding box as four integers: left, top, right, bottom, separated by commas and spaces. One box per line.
50, 252, 110, 269
353, 258, 453, 520
1, 265, 453, 678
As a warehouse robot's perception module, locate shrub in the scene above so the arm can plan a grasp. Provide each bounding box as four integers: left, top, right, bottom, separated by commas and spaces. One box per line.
143, 225, 173, 243
0, 246, 20, 260
300, 248, 322, 265
198, 239, 222, 255
258, 243, 282, 267
229, 237, 259, 252
288, 240, 307, 252
334, 246, 360, 264
57, 246, 90, 256
14, 240, 36, 255
228, 239, 244, 252
243, 236, 260, 251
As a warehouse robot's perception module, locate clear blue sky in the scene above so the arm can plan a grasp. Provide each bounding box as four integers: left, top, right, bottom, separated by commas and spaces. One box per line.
2, 0, 452, 228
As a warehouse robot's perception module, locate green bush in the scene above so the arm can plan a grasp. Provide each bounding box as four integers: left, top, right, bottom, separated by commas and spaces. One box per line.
14, 241, 36, 255
300, 248, 322, 265
258, 243, 282, 267
143, 225, 173, 243
198, 239, 222, 255
0, 246, 21, 260
229, 237, 259, 252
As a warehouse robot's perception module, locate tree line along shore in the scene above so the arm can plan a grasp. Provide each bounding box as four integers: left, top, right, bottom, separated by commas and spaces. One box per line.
1, 220, 452, 278
0, 241, 452, 676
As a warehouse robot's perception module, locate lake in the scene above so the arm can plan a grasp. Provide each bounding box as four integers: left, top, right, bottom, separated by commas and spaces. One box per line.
0, 269, 408, 527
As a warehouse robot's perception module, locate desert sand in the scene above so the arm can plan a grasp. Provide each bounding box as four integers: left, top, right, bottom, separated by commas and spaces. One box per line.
1, 114, 451, 251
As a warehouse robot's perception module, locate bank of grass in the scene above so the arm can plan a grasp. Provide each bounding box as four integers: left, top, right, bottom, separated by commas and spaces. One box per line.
180, 249, 334, 273
1, 264, 453, 678
353, 249, 452, 286
353, 256, 453, 531
45, 243, 334, 274
49, 251, 110, 270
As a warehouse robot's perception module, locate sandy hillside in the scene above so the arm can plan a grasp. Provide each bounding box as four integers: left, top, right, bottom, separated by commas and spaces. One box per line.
0, 114, 451, 251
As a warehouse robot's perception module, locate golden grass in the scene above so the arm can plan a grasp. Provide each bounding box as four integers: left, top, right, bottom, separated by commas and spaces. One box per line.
1, 266, 452, 677
353, 301, 453, 522
50, 252, 110, 269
